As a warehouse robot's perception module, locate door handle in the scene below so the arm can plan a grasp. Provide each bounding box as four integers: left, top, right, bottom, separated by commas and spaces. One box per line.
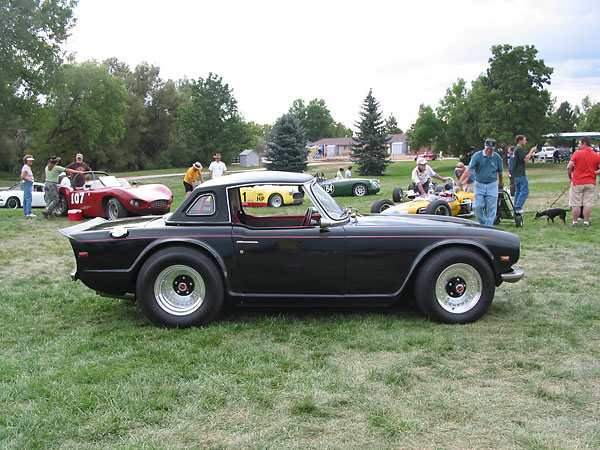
236, 240, 259, 244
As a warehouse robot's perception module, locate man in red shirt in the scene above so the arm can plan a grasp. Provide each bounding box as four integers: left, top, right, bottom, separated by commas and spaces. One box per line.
567, 136, 600, 227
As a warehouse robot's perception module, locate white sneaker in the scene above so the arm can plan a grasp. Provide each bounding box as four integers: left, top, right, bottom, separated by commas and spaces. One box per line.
26, 213, 37, 217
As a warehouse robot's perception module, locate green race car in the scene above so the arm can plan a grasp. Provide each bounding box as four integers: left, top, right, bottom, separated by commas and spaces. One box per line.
315, 172, 380, 197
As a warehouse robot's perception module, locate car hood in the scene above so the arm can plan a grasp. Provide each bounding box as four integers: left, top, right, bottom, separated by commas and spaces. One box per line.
124, 184, 172, 200
356, 213, 480, 228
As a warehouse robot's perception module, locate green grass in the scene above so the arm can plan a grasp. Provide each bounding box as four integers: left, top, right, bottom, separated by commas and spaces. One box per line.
1, 161, 599, 448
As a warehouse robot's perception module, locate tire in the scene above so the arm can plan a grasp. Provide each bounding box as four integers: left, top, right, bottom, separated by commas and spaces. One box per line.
6, 197, 20, 209
424, 199, 451, 215
54, 194, 68, 217
268, 193, 284, 207
392, 187, 404, 203
414, 248, 495, 323
353, 183, 367, 197
515, 214, 523, 228
371, 199, 395, 213
106, 197, 127, 220
136, 247, 224, 327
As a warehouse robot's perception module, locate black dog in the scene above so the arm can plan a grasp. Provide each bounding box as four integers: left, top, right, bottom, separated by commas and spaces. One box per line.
534, 208, 569, 225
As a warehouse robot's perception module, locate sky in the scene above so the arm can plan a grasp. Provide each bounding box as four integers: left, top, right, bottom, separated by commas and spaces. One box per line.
65, 0, 600, 132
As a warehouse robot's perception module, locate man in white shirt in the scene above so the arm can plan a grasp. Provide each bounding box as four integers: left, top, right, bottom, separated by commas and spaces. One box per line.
411, 157, 446, 195
209, 153, 227, 179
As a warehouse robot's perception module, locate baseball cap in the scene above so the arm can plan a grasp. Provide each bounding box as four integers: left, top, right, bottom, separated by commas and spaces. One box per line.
76, 153, 83, 159
416, 157, 427, 165
484, 138, 497, 149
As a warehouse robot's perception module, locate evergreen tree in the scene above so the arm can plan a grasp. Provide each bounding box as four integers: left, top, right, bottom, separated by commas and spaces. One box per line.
265, 114, 308, 172
385, 114, 403, 134
351, 89, 389, 175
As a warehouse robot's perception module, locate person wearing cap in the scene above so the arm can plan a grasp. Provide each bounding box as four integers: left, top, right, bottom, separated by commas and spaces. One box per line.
209, 153, 227, 179
459, 138, 504, 227
59, 172, 71, 187
20, 154, 36, 217
454, 162, 474, 193
43, 156, 76, 218
410, 156, 446, 195
65, 153, 91, 188
183, 162, 204, 198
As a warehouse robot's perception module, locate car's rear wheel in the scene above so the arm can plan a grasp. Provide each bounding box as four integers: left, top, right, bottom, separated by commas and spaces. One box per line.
106, 197, 127, 220
54, 194, 68, 217
268, 193, 283, 207
6, 197, 20, 209
415, 248, 495, 323
371, 199, 395, 213
136, 247, 224, 327
392, 187, 404, 203
353, 183, 367, 197
425, 199, 451, 215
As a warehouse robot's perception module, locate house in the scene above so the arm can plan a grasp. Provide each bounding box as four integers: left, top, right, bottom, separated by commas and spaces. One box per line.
386, 133, 410, 159
308, 138, 356, 160
239, 149, 260, 167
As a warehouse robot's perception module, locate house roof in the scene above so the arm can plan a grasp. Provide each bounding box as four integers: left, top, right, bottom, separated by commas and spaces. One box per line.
387, 133, 408, 143
310, 138, 356, 147
239, 149, 257, 155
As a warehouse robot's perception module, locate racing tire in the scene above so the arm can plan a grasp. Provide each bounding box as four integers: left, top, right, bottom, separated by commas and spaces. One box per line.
392, 187, 404, 203
371, 199, 395, 213
268, 193, 284, 208
414, 248, 495, 324
424, 199, 451, 215
106, 197, 127, 220
6, 197, 20, 209
136, 246, 224, 328
353, 183, 367, 197
54, 194, 68, 217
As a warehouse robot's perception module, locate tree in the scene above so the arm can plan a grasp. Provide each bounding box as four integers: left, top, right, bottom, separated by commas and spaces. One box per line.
31, 61, 128, 170
265, 114, 308, 172
330, 121, 353, 138
385, 114, 403, 134
288, 98, 335, 141
471, 44, 553, 148
178, 73, 247, 164
351, 89, 389, 175
577, 101, 600, 132
550, 101, 578, 133
407, 104, 446, 153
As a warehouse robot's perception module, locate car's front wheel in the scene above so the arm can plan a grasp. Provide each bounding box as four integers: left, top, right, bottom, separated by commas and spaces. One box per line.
414, 248, 495, 323
371, 199, 395, 213
106, 197, 127, 220
268, 193, 283, 207
6, 197, 20, 209
425, 199, 451, 215
136, 247, 224, 327
54, 194, 68, 217
353, 183, 367, 197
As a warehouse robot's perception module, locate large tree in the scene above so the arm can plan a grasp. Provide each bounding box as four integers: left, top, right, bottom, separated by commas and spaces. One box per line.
288, 98, 337, 141
178, 73, 246, 164
471, 44, 553, 147
351, 89, 389, 175
577, 101, 600, 132
265, 114, 308, 172
407, 104, 446, 154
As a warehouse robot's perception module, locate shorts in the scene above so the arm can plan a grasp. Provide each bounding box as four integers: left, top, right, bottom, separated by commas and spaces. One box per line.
569, 184, 596, 206
183, 181, 194, 193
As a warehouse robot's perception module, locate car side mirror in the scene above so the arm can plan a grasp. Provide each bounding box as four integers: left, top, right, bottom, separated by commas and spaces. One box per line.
320, 218, 331, 231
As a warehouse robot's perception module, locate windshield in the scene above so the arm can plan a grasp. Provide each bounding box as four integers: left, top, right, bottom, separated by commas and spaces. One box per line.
309, 181, 347, 220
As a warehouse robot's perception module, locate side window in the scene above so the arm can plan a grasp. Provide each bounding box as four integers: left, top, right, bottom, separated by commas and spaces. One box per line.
187, 194, 216, 216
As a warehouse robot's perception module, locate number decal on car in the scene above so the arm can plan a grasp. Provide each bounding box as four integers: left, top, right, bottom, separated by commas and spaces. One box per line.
71, 192, 86, 204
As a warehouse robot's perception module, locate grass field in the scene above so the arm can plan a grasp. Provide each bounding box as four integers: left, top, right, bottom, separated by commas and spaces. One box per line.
1, 161, 599, 448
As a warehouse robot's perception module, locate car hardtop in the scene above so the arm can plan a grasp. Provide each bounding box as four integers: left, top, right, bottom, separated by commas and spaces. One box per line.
167, 171, 314, 225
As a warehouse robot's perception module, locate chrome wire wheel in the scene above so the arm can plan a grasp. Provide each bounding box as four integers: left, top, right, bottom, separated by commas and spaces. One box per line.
353, 184, 367, 196
434, 263, 482, 314
154, 264, 206, 316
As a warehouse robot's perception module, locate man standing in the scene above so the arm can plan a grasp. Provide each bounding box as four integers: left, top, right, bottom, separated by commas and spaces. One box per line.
411, 157, 446, 195
459, 138, 504, 227
512, 135, 537, 213
209, 153, 227, 179
454, 162, 474, 192
567, 136, 600, 228
65, 153, 91, 188
344, 166, 352, 178
43, 155, 76, 218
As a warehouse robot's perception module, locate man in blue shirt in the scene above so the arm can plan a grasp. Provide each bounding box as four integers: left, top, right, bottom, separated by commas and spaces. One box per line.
459, 138, 504, 226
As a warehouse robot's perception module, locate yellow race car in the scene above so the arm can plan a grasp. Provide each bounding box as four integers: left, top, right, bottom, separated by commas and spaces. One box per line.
371, 177, 474, 216
240, 185, 304, 207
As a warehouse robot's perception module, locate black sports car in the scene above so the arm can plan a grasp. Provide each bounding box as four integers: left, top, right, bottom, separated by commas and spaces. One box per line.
60, 171, 524, 327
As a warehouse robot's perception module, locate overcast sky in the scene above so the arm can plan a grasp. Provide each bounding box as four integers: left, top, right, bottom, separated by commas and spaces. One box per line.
65, 0, 600, 131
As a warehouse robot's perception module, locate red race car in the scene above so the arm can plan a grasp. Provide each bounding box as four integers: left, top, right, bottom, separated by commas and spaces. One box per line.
56, 171, 173, 220
414, 151, 438, 161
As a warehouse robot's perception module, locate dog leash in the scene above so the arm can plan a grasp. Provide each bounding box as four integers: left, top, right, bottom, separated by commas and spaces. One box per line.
547, 184, 570, 209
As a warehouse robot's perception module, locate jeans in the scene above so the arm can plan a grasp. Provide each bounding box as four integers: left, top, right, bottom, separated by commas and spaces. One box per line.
22, 181, 33, 215
513, 176, 529, 211
474, 180, 498, 227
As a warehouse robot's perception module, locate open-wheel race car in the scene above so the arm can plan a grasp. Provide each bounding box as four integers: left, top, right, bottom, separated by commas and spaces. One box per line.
60, 170, 524, 328
56, 171, 173, 220
371, 177, 474, 216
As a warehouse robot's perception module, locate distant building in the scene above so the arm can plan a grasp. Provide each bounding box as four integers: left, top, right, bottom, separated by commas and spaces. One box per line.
387, 133, 410, 159
239, 149, 260, 167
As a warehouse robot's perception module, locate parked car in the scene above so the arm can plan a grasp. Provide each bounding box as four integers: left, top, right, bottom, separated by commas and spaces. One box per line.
315, 172, 380, 197
0, 182, 46, 209
60, 171, 524, 328
533, 146, 556, 162
56, 171, 173, 220
240, 184, 304, 207
371, 177, 474, 217
414, 152, 437, 161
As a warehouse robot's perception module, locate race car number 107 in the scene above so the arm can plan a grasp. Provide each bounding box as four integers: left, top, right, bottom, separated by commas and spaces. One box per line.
71, 192, 85, 204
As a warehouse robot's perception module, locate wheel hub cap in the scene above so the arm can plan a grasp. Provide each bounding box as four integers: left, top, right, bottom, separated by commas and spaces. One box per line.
435, 263, 482, 314
154, 265, 206, 316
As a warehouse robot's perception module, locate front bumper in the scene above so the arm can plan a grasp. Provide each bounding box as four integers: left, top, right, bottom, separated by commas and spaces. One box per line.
501, 266, 524, 283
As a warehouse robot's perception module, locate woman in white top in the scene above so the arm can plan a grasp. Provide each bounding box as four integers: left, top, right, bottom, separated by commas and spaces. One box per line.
21, 154, 35, 217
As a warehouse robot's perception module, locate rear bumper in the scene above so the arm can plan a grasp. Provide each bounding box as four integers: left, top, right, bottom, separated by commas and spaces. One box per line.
501, 266, 524, 283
